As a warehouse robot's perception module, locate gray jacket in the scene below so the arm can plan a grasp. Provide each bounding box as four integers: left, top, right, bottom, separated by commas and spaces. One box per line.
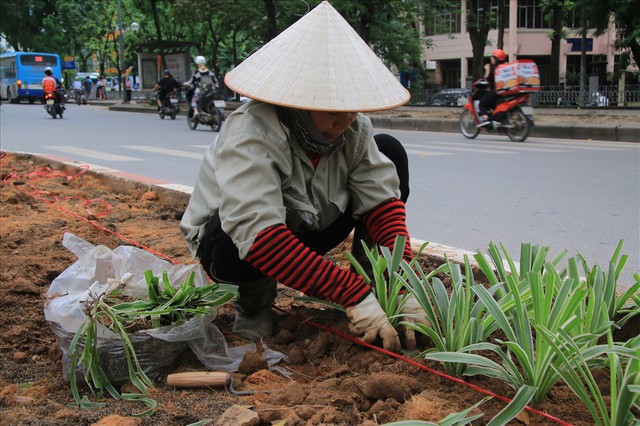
180, 100, 400, 259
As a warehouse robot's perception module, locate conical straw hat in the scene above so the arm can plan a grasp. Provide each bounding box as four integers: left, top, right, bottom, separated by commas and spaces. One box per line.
224, 1, 410, 112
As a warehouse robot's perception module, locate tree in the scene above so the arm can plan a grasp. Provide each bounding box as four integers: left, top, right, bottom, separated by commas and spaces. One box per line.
586, 0, 640, 69
541, 0, 569, 86
0, 0, 57, 51
467, 0, 496, 79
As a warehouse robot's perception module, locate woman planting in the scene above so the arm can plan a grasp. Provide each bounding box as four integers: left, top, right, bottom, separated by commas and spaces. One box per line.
180, 1, 426, 352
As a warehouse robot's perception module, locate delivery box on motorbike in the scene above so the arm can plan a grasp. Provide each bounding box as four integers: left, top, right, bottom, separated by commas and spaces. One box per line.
494, 60, 541, 96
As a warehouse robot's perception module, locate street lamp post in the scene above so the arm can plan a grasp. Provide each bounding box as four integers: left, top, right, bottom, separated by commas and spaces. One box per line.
117, 0, 138, 103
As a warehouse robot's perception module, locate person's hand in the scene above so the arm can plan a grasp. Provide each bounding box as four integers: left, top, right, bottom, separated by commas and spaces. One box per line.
398, 294, 430, 350
346, 293, 401, 352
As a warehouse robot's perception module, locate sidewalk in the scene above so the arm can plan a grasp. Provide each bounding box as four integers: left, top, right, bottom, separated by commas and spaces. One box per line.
105, 99, 640, 142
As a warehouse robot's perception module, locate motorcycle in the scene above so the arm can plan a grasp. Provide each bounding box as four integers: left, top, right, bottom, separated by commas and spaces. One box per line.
74, 89, 87, 105
459, 79, 534, 142
185, 83, 225, 132
158, 90, 179, 120
44, 92, 65, 119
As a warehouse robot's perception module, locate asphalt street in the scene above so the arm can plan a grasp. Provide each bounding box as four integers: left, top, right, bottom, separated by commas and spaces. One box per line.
1, 101, 638, 290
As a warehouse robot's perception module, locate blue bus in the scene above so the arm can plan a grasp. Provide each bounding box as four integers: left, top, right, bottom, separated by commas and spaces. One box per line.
0, 52, 62, 103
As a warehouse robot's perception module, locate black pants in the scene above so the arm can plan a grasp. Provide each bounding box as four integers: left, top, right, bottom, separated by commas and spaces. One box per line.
479, 91, 499, 118
196, 133, 410, 300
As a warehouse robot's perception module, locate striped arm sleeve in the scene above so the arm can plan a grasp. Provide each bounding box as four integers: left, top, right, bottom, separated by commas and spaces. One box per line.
245, 224, 371, 307
363, 198, 413, 260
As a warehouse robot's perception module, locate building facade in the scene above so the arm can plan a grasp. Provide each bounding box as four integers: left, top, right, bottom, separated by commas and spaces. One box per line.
421, 0, 638, 90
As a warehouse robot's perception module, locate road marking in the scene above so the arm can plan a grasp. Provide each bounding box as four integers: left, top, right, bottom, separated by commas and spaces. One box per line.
122, 145, 205, 159
44, 146, 143, 162
404, 143, 514, 154
404, 149, 450, 157
422, 140, 567, 153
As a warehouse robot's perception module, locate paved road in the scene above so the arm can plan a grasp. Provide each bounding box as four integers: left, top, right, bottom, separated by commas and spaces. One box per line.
1, 102, 638, 289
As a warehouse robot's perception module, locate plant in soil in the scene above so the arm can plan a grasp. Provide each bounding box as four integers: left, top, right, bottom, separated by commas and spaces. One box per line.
424, 242, 639, 424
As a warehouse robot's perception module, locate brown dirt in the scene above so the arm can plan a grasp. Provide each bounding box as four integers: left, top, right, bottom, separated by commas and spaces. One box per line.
0, 151, 625, 425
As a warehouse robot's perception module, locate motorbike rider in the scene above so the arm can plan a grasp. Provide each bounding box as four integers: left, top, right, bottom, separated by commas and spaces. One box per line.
180, 1, 426, 353
41, 67, 64, 106
154, 69, 181, 111
184, 56, 218, 117
478, 49, 507, 127
72, 77, 83, 101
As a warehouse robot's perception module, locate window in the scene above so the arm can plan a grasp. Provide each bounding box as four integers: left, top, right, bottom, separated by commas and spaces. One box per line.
518, 0, 550, 29
425, 5, 461, 36
20, 54, 58, 67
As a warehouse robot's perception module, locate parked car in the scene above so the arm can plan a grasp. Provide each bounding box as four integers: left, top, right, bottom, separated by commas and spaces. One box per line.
428, 88, 471, 106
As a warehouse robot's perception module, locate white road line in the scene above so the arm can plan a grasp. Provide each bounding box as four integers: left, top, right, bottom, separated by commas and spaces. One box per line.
420, 140, 567, 153
45, 146, 143, 162
403, 143, 514, 154
122, 145, 205, 159
405, 149, 450, 157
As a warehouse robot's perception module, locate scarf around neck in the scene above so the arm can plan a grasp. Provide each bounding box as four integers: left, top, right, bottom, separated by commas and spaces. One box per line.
283, 108, 343, 155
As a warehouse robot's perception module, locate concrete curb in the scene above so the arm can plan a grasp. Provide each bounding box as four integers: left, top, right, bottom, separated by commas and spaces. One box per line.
108, 103, 639, 142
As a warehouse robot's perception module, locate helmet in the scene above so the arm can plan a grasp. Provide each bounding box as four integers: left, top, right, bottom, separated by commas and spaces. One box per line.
492, 49, 507, 62
163, 69, 170, 75
195, 56, 206, 65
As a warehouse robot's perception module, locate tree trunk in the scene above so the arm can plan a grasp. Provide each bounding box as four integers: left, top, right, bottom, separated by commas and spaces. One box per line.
467, 0, 492, 79
579, 7, 587, 107
150, 0, 166, 69
264, 0, 277, 42
497, 0, 505, 49
359, 0, 375, 44
549, 1, 564, 86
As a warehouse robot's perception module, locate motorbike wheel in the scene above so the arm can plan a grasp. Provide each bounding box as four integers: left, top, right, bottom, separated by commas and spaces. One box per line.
170, 111, 177, 120
187, 113, 198, 130
159, 110, 165, 119
210, 109, 223, 132
506, 109, 531, 142
75, 94, 81, 106
459, 109, 479, 139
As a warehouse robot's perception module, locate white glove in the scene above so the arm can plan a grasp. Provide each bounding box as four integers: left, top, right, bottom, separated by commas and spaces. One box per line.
398, 294, 430, 350
346, 293, 401, 352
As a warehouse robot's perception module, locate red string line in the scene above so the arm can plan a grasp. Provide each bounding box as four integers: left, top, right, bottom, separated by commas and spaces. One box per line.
273, 306, 573, 426
0, 154, 572, 425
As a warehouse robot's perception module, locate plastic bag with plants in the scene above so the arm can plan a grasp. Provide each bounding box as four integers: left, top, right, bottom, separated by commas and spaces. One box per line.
44, 233, 237, 415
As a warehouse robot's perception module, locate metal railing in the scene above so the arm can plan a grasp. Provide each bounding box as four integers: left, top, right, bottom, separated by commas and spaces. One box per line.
410, 85, 640, 108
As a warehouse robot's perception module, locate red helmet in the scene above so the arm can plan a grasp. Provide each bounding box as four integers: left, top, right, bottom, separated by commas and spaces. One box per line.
492, 49, 507, 62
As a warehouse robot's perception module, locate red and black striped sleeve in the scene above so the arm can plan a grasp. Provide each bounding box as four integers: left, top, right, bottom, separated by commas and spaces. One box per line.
245, 224, 371, 307
363, 198, 413, 261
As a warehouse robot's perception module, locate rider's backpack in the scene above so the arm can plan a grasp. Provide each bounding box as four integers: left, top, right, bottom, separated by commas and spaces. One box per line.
198, 73, 215, 93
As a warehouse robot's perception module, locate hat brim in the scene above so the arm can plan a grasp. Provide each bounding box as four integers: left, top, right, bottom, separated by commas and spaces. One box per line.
224, 1, 410, 112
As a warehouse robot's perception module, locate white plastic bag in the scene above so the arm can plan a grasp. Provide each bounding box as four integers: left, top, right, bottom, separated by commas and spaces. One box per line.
45, 233, 286, 381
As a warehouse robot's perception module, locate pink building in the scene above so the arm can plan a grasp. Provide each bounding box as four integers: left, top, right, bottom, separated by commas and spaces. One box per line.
421, 0, 638, 90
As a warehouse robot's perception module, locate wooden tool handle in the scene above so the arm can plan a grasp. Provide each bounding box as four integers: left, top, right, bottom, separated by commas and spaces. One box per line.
166, 371, 229, 388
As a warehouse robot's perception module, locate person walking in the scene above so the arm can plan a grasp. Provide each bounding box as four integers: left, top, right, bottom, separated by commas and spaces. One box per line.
124, 77, 132, 103
180, 1, 426, 352
82, 76, 93, 101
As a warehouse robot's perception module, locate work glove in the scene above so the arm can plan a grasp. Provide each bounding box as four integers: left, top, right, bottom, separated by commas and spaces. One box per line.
398, 294, 430, 351
346, 293, 401, 353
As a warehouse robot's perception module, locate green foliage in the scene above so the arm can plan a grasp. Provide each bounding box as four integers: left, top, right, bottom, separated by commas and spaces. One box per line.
424, 241, 639, 423
69, 270, 235, 416
399, 255, 485, 377
345, 235, 428, 327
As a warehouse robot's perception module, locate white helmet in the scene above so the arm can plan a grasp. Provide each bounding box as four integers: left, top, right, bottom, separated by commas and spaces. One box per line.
45, 66, 52, 72
195, 56, 206, 65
